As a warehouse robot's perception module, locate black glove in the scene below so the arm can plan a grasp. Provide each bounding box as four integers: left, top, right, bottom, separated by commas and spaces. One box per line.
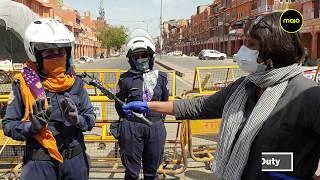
29, 99, 51, 133
59, 92, 80, 126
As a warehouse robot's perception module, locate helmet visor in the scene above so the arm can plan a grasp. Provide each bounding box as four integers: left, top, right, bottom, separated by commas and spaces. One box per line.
31, 42, 73, 51
131, 51, 149, 61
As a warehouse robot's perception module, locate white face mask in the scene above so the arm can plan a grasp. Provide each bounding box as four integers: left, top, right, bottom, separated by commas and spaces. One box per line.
235, 45, 267, 73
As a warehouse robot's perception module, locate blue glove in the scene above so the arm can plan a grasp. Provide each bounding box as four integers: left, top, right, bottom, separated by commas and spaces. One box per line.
268, 172, 300, 180
122, 101, 149, 116
123, 109, 134, 119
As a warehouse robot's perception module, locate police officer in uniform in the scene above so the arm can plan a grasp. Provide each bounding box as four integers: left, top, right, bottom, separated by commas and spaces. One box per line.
114, 29, 168, 180
2, 18, 95, 180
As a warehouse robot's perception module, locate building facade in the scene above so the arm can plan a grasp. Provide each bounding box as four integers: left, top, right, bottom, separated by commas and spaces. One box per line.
171, 0, 320, 60
300, 0, 320, 60
162, 19, 188, 53
14, 0, 107, 61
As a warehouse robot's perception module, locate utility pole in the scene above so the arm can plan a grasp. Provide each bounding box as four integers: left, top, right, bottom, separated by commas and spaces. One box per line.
160, 0, 163, 60
98, 0, 105, 21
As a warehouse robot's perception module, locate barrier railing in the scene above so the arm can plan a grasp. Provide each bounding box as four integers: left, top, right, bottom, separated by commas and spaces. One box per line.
0, 67, 253, 178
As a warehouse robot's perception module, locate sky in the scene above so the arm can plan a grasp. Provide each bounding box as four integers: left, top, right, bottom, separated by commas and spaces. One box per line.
63, 0, 213, 38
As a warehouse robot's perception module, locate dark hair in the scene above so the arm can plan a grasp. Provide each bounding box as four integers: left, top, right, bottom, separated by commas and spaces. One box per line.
247, 12, 305, 68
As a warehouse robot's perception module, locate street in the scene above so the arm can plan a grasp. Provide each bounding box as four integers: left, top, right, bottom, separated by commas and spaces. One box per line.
75, 55, 238, 96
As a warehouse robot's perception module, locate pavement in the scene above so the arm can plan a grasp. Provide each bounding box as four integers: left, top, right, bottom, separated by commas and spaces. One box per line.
155, 55, 237, 86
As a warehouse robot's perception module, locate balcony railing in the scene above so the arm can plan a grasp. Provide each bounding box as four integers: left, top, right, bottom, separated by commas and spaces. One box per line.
251, 5, 273, 15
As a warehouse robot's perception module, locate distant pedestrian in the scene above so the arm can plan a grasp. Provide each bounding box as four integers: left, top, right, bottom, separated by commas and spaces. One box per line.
122, 12, 320, 180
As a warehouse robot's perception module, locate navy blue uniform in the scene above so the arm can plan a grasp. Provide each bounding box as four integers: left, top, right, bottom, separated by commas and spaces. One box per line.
115, 71, 168, 180
2, 76, 95, 180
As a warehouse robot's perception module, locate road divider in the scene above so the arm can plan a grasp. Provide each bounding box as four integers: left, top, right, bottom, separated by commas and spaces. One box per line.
155, 60, 191, 77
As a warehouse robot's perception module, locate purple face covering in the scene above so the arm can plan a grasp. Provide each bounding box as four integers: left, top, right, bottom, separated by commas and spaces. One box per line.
22, 67, 46, 99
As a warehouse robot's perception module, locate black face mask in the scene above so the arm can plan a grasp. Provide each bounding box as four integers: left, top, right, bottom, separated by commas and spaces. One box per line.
134, 58, 150, 72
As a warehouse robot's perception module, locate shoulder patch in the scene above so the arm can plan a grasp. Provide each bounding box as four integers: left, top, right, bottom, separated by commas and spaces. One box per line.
7, 91, 15, 105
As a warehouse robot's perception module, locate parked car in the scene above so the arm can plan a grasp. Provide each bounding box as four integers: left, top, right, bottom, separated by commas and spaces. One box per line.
79, 56, 94, 63
167, 52, 174, 56
111, 51, 120, 57
198, 49, 227, 60
173, 51, 183, 56
167, 51, 183, 56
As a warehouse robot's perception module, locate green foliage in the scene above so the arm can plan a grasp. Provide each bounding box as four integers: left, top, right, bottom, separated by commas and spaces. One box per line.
96, 26, 127, 50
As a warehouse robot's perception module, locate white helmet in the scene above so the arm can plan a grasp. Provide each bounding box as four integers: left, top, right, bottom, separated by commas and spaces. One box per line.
24, 18, 75, 62
126, 29, 155, 71
126, 29, 155, 58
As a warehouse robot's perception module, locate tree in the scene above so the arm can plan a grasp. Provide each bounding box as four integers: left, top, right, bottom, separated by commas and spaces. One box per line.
96, 26, 127, 50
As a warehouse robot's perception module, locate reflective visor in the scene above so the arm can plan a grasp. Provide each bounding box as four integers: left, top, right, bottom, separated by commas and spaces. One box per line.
41, 48, 66, 59
131, 51, 149, 61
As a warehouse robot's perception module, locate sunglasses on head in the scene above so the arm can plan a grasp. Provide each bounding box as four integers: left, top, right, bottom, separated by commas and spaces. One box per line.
248, 16, 273, 33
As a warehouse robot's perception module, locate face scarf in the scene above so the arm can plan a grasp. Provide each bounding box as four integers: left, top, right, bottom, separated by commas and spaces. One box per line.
212, 64, 303, 180
41, 56, 75, 92
14, 60, 63, 163
142, 70, 159, 101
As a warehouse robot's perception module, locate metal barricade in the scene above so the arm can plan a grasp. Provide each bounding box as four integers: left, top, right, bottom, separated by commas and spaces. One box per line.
183, 66, 247, 96
180, 66, 246, 165
76, 69, 122, 96
182, 94, 221, 165
0, 69, 184, 177
0, 129, 24, 179
158, 119, 188, 176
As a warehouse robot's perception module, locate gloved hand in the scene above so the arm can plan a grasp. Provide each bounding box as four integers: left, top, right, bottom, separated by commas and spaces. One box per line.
59, 92, 80, 126
268, 172, 300, 180
29, 99, 51, 133
122, 101, 148, 118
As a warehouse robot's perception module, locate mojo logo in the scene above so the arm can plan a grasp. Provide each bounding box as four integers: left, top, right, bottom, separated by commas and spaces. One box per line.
280, 9, 303, 33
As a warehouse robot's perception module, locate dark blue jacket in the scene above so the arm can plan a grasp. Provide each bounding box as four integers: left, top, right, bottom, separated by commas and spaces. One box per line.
115, 71, 169, 120
2, 76, 95, 149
